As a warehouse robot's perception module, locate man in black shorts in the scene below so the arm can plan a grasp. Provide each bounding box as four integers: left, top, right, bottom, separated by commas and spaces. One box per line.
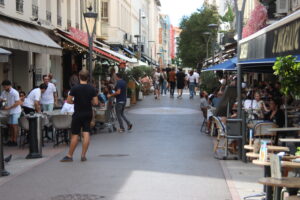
60, 69, 98, 162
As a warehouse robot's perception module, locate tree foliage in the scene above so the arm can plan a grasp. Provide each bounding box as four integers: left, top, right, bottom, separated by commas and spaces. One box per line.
273, 55, 300, 97
178, 4, 219, 69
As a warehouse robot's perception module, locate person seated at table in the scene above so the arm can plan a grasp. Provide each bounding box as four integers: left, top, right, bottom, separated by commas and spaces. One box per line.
19, 91, 26, 105
98, 87, 109, 106
22, 84, 48, 114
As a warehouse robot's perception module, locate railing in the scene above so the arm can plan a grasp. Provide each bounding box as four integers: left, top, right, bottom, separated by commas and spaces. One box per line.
46, 10, 51, 22
0, 0, 4, 6
57, 15, 62, 26
16, 0, 24, 13
67, 19, 71, 28
32, 4, 38, 18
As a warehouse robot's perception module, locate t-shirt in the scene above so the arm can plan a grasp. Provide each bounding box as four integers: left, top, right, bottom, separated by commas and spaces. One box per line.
70, 84, 97, 114
23, 88, 41, 109
176, 72, 186, 84
187, 74, 197, 83
200, 97, 209, 109
41, 82, 56, 104
1, 88, 22, 114
169, 71, 176, 82
115, 79, 127, 103
154, 72, 160, 84
193, 72, 200, 83
61, 102, 74, 113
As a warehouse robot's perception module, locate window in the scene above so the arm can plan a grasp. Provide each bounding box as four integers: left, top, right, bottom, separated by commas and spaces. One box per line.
57, 0, 61, 26
101, 1, 108, 22
16, 0, 24, 13
0, 0, 4, 6
46, 0, 51, 22
32, 0, 39, 17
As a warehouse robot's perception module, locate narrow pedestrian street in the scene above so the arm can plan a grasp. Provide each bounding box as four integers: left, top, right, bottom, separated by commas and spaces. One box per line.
0, 93, 232, 200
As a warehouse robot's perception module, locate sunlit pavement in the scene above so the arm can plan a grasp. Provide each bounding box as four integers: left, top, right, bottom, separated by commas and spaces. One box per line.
0, 92, 237, 200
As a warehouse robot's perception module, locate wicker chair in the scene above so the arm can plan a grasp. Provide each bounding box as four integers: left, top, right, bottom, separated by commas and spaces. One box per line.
253, 122, 278, 144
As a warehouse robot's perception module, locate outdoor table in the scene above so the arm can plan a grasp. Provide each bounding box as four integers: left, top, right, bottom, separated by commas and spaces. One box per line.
279, 138, 300, 143
246, 152, 300, 160
244, 144, 289, 152
253, 160, 300, 200
268, 127, 300, 132
259, 177, 300, 200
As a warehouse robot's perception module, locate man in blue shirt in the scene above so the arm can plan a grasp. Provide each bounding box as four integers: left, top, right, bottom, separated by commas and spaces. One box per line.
108, 73, 132, 132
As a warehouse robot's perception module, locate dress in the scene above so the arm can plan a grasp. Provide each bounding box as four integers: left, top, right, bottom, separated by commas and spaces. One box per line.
176, 72, 186, 89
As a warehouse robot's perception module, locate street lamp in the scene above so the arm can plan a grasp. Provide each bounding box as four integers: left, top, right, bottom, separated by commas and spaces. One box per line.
148, 40, 155, 67
83, 5, 98, 82
208, 24, 218, 66
137, 9, 146, 61
202, 32, 211, 59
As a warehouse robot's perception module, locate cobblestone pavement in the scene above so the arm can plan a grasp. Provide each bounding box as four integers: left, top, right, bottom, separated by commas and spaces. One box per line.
0, 92, 233, 200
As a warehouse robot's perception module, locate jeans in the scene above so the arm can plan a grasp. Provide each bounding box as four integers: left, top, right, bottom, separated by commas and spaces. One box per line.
189, 83, 195, 98
42, 103, 54, 112
160, 80, 167, 95
115, 102, 131, 130
170, 82, 175, 96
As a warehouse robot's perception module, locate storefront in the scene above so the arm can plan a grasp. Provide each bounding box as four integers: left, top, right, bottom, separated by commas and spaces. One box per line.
0, 16, 62, 93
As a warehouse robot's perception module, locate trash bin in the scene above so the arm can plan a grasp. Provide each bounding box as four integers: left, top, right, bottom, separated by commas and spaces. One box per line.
0, 123, 9, 176
26, 113, 43, 159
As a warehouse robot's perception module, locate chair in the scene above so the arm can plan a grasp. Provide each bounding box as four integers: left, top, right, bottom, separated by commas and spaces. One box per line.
51, 114, 72, 146
213, 116, 243, 159
18, 116, 29, 148
200, 108, 208, 133
253, 122, 278, 144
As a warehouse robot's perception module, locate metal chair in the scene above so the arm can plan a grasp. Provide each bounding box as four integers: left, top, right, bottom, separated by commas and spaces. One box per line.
51, 114, 72, 146
253, 122, 278, 145
213, 116, 243, 159
18, 116, 29, 148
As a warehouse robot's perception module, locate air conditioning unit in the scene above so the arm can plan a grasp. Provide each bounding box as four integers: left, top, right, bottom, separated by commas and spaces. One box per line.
276, 0, 289, 14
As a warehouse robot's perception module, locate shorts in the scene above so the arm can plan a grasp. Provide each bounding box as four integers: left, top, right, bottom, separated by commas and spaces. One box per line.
154, 83, 160, 90
42, 103, 54, 112
71, 112, 93, 135
9, 113, 21, 125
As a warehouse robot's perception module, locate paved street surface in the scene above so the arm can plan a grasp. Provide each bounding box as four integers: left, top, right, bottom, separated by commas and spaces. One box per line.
0, 92, 233, 200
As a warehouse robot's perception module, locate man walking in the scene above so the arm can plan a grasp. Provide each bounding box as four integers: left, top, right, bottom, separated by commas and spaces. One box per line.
0, 80, 22, 146
108, 73, 132, 133
61, 69, 98, 162
41, 75, 57, 112
176, 68, 186, 98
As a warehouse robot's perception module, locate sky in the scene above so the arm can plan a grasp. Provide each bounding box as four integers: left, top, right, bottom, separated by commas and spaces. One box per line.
160, 0, 204, 26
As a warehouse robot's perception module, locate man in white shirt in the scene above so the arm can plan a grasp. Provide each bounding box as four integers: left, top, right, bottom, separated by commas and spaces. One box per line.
193, 71, 200, 95
1, 80, 22, 146
41, 75, 57, 111
23, 84, 48, 114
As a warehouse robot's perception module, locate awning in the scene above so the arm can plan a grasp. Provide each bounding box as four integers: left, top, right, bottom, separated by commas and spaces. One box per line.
0, 18, 62, 56
0, 47, 11, 62
96, 46, 137, 63
123, 48, 135, 56
202, 57, 237, 72
56, 29, 122, 63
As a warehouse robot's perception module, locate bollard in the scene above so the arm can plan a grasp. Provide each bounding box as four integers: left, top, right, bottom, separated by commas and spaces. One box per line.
26, 113, 43, 159
0, 124, 9, 176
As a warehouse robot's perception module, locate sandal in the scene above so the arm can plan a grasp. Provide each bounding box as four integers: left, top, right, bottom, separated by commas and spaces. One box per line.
60, 156, 73, 162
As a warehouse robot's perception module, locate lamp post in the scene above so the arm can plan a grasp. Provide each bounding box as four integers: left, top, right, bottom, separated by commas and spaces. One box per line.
137, 9, 146, 61
83, 5, 98, 82
208, 24, 218, 66
202, 32, 212, 59
234, 0, 247, 162
148, 40, 155, 67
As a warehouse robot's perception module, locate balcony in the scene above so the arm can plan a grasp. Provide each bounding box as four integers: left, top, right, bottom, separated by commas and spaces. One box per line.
0, 0, 4, 6
57, 15, 62, 26
46, 10, 51, 22
32, 4, 38, 18
67, 19, 71, 28
16, 0, 24, 13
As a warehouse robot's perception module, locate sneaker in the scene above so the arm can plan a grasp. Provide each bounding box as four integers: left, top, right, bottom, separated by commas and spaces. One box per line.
128, 124, 133, 131
118, 129, 125, 133
60, 156, 73, 162
81, 156, 87, 162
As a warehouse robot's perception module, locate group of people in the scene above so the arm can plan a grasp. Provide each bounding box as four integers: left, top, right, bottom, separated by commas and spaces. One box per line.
0, 74, 57, 146
1, 69, 133, 162
153, 67, 200, 99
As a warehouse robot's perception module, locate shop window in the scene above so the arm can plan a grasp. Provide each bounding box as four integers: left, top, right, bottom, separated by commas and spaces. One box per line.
16, 0, 24, 13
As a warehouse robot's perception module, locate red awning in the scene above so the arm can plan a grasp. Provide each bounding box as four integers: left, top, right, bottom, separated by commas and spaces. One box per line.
57, 29, 122, 63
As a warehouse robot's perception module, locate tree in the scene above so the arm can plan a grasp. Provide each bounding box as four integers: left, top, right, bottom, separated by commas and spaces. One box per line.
177, 4, 219, 69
